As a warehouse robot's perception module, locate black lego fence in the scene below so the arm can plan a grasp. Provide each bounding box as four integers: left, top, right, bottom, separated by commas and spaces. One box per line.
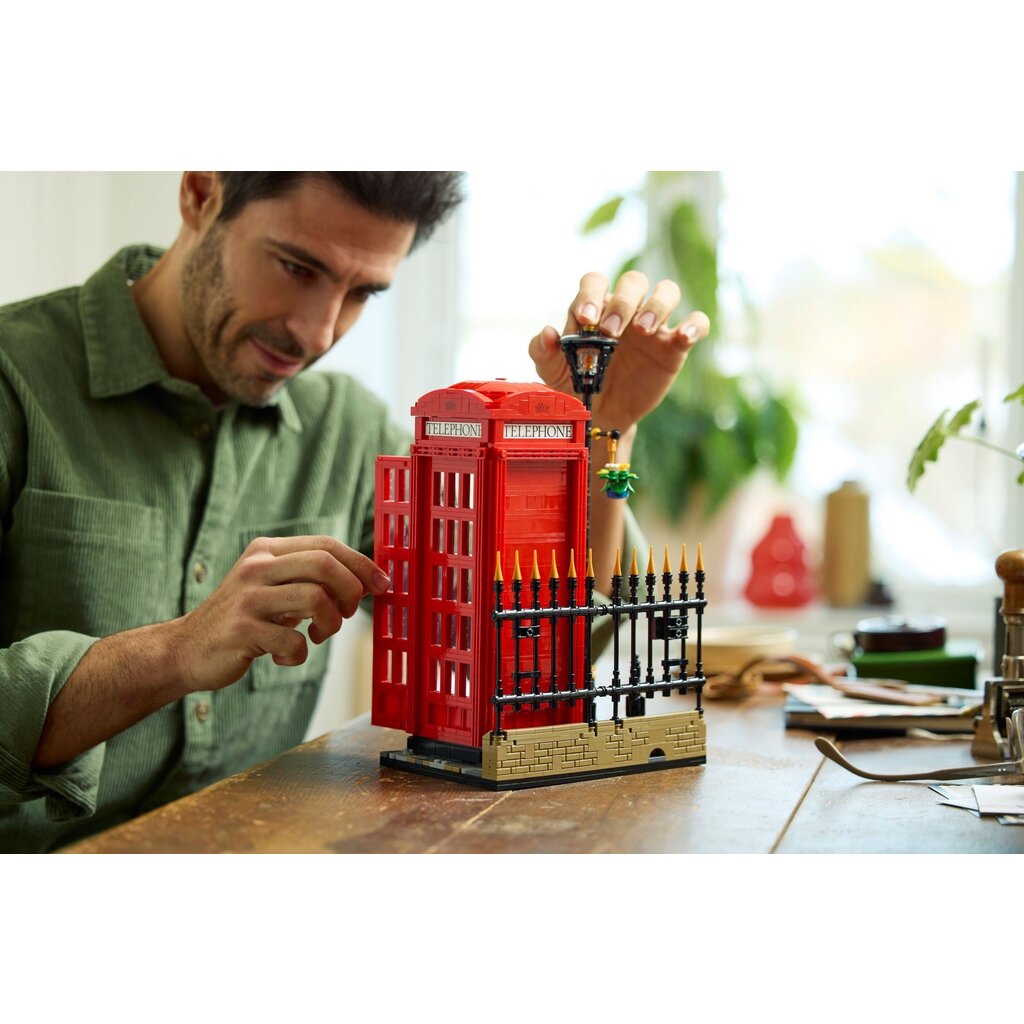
491, 548, 706, 736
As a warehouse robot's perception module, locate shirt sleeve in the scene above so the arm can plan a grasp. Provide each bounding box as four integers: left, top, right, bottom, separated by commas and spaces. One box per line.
589, 502, 649, 659
0, 363, 103, 821
0, 633, 102, 821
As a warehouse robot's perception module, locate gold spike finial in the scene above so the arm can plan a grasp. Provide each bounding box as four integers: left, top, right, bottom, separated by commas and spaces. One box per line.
586, 548, 595, 579
614, 547, 622, 576
696, 543, 704, 572
494, 551, 503, 582
680, 543, 688, 573
647, 546, 655, 575
630, 547, 639, 576
663, 545, 672, 574
568, 549, 577, 578
513, 550, 522, 582
531, 549, 540, 580
550, 549, 560, 580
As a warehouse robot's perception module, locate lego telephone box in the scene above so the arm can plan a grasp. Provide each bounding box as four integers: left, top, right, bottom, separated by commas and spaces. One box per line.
372, 380, 591, 752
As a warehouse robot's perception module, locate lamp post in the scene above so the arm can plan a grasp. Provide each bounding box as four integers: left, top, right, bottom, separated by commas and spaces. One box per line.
560, 326, 618, 724
560, 325, 619, 557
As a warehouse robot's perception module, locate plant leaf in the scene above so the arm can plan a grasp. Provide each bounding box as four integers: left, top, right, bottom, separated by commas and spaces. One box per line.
907, 410, 950, 493
667, 201, 718, 327
582, 196, 625, 234
756, 395, 800, 481
947, 399, 980, 433
1004, 383, 1024, 405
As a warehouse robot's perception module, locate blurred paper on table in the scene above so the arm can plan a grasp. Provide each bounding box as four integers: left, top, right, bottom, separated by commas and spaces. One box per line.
973, 786, 1024, 816
930, 784, 979, 812
784, 684, 974, 720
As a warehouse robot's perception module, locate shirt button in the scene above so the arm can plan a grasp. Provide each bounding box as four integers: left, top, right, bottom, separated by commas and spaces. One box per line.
193, 421, 211, 441
194, 702, 210, 723
193, 561, 208, 583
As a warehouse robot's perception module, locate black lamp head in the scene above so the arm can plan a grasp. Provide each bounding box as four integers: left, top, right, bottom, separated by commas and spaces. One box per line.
559, 326, 618, 403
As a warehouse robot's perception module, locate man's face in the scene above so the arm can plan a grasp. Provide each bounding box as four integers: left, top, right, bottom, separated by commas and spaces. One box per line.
180, 178, 416, 406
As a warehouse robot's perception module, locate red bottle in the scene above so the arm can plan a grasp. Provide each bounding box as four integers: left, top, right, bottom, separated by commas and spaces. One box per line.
743, 514, 815, 608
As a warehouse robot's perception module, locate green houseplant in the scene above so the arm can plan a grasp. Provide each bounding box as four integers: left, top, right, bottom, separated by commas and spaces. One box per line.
583, 173, 799, 522
907, 383, 1024, 491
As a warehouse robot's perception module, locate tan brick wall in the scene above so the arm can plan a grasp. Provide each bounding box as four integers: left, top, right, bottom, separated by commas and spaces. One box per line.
481, 711, 706, 782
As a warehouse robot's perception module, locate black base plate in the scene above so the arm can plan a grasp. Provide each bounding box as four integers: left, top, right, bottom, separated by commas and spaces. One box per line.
379, 749, 706, 790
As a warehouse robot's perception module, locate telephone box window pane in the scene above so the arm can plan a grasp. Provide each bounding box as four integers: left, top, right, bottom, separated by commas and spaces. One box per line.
433, 613, 442, 645
400, 606, 408, 639
433, 472, 444, 507
433, 518, 444, 553
434, 565, 443, 598
446, 661, 456, 696
447, 567, 458, 602
400, 650, 407, 686
460, 616, 472, 651
459, 663, 471, 699
432, 659, 441, 692
446, 615, 456, 648
400, 467, 410, 502
387, 513, 395, 547
385, 604, 393, 638
447, 520, 458, 555
461, 568, 472, 605
447, 472, 458, 508
401, 561, 410, 594
462, 474, 474, 510
463, 520, 473, 557
401, 515, 410, 548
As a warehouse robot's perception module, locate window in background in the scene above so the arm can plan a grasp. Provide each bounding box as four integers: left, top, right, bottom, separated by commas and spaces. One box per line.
717, 170, 1017, 588
456, 169, 646, 382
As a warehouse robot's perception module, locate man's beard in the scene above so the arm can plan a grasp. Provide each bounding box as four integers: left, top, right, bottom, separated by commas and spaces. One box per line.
180, 225, 306, 407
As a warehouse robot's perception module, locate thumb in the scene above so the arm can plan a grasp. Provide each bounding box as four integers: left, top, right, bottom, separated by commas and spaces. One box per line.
528, 326, 571, 388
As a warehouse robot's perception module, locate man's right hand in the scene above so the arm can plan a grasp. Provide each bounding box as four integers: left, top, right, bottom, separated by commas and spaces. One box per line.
169, 535, 391, 694
32, 534, 388, 770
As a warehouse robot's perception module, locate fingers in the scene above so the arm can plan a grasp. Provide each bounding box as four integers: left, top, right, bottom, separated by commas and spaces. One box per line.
566, 271, 696, 341
253, 580, 344, 644
249, 534, 391, 596
634, 279, 683, 335
528, 325, 573, 390
599, 271, 650, 337
259, 549, 370, 618
666, 310, 711, 350
568, 271, 610, 329
230, 535, 389, 655
250, 621, 310, 668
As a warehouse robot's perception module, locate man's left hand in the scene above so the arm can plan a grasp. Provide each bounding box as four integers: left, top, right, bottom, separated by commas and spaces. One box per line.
527, 270, 711, 432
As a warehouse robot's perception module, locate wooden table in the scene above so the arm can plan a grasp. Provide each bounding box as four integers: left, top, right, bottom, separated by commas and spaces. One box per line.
63, 688, 1024, 853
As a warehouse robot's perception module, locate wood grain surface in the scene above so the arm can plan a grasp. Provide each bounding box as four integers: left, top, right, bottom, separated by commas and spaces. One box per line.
62, 688, 1024, 854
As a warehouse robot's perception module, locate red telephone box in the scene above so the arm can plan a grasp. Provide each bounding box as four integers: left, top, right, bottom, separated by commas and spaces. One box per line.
372, 380, 590, 750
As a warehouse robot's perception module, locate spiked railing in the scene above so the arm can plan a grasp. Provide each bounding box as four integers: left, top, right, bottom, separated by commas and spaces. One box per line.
491, 545, 707, 737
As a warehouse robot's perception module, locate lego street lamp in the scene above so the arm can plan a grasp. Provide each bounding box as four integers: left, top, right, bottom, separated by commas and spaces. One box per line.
561, 325, 619, 724
560, 325, 618, 409
559, 324, 620, 551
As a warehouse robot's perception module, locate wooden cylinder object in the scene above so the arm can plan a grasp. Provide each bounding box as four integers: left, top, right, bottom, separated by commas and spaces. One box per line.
823, 480, 870, 607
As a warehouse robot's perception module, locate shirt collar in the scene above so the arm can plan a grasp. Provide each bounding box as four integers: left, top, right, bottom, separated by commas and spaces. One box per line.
79, 245, 302, 433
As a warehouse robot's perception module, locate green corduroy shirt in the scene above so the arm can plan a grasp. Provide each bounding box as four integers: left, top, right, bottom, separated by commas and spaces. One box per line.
0, 246, 409, 852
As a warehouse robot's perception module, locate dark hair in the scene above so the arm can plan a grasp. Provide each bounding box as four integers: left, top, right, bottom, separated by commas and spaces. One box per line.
217, 171, 464, 248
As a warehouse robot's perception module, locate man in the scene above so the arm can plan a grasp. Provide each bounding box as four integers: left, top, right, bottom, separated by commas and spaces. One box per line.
0, 172, 709, 852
